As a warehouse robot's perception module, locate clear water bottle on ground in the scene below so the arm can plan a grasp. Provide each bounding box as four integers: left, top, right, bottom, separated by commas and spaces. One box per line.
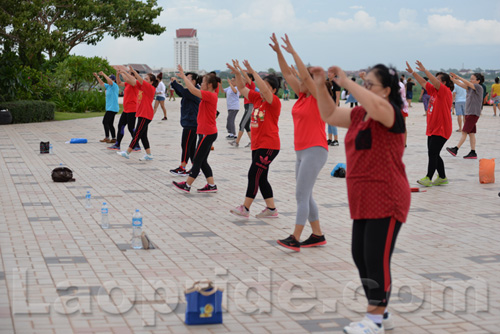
85, 191, 92, 208
131, 209, 143, 249
101, 202, 109, 229
49, 144, 53, 154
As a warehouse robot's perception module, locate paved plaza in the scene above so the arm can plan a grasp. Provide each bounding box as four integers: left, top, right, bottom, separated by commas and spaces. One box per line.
1, 99, 500, 334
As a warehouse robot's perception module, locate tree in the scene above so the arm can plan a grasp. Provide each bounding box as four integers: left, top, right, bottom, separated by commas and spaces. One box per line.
0, 0, 165, 69
53, 55, 114, 92
268, 68, 276, 74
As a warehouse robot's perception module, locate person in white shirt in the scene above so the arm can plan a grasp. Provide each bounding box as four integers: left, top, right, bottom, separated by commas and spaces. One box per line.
153, 72, 168, 120
224, 77, 240, 138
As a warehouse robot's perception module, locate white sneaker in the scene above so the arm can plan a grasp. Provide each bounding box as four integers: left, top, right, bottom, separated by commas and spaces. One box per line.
343, 316, 384, 334
117, 151, 130, 159
139, 154, 153, 161
382, 313, 394, 330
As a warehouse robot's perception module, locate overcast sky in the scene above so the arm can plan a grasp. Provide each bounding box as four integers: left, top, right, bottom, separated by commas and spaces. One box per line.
72, 0, 500, 72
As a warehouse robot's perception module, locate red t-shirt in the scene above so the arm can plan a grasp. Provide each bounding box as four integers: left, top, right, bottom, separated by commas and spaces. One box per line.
197, 90, 218, 135
135, 81, 155, 120
123, 83, 139, 113
292, 93, 328, 151
243, 82, 256, 104
426, 82, 452, 139
345, 105, 410, 222
248, 90, 281, 150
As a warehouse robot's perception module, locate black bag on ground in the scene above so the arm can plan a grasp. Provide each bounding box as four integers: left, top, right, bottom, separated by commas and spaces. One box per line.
40, 141, 50, 154
333, 167, 346, 178
51, 166, 75, 182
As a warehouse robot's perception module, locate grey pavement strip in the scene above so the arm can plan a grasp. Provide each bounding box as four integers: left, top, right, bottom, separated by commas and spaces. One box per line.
475, 213, 500, 219
14, 182, 39, 185
420, 272, 472, 281
466, 254, 500, 264
56, 286, 106, 296
28, 217, 61, 222
10, 173, 34, 176
75, 195, 104, 199
321, 203, 349, 208
122, 190, 151, 193
0, 272, 4, 280
297, 318, 350, 332
178, 231, 218, 238
232, 220, 269, 226
391, 290, 424, 304
44, 257, 88, 265
22, 202, 52, 207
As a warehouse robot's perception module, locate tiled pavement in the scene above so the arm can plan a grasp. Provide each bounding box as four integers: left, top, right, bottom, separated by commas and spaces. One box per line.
1, 99, 500, 334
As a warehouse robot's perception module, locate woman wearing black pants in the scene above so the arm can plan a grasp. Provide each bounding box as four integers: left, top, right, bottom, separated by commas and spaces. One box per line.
93, 71, 119, 143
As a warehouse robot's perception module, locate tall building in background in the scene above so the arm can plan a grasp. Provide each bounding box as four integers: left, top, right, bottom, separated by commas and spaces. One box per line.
174, 29, 199, 72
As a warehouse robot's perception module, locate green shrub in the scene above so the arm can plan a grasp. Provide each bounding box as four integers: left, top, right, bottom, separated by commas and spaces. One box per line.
51, 90, 105, 113
0, 100, 55, 123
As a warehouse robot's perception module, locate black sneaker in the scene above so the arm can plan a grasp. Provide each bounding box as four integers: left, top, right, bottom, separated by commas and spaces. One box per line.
446, 147, 458, 156
277, 235, 300, 252
300, 234, 327, 248
172, 181, 191, 193
463, 151, 477, 159
331, 140, 339, 146
197, 184, 217, 193
327, 139, 332, 145
170, 166, 187, 176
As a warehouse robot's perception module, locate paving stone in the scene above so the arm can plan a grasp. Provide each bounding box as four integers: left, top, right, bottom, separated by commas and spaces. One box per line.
44, 257, 88, 265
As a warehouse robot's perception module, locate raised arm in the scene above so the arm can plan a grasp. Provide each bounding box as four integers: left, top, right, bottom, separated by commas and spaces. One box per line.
450, 73, 475, 90
415, 61, 440, 90
269, 33, 300, 95
129, 66, 143, 85
331, 66, 395, 128
177, 64, 202, 99
115, 71, 126, 87
405, 61, 428, 88
243, 60, 274, 104
227, 61, 250, 99
310, 67, 352, 128
227, 78, 237, 94
99, 71, 114, 86
118, 70, 137, 86
93, 72, 105, 88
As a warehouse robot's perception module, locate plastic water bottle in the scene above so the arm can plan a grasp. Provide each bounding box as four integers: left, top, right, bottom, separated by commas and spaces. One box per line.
85, 191, 92, 208
101, 202, 109, 229
49, 144, 53, 154
131, 209, 143, 249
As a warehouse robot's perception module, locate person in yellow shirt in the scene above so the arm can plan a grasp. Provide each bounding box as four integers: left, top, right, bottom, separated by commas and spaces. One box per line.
491, 77, 500, 117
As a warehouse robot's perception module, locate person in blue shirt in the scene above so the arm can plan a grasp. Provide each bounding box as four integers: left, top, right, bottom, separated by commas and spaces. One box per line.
453, 85, 467, 132
93, 71, 119, 143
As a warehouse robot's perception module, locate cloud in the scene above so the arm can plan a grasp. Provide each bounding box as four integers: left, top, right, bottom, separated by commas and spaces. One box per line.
350, 5, 364, 10
379, 8, 418, 31
427, 15, 500, 45
428, 8, 453, 14
311, 10, 377, 32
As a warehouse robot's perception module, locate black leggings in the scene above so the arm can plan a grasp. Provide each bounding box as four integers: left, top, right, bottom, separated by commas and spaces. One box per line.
239, 103, 253, 133
427, 135, 447, 179
352, 217, 402, 307
116, 112, 137, 146
102, 111, 117, 138
245, 149, 279, 199
189, 133, 217, 179
129, 117, 151, 150
181, 128, 197, 165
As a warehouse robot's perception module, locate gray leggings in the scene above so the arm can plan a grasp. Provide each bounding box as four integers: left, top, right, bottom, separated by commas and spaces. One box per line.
239, 103, 253, 132
226, 109, 239, 135
295, 146, 328, 226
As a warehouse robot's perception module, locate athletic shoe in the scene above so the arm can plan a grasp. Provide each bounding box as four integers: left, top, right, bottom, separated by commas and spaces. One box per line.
100, 137, 110, 143
343, 316, 384, 334
117, 151, 130, 159
463, 151, 477, 159
300, 234, 327, 248
244, 142, 251, 148
226, 134, 235, 139
382, 312, 394, 331
170, 166, 187, 176
327, 139, 332, 145
161, 117, 167, 121
109, 139, 117, 144
197, 184, 218, 193
230, 205, 249, 218
416, 176, 433, 187
331, 140, 339, 146
446, 146, 458, 156
139, 154, 153, 161
432, 177, 449, 186
107, 144, 120, 150
172, 181, 190, 193
229, 140, 239, 147
256, 207, 279, 219
277, 235, 300, 252
132, 145, 141, 151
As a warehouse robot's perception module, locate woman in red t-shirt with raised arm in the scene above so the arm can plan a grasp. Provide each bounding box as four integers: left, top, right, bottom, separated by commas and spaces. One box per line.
227, 59, 281, 219
269, 33, 329, 252
172, 64, 219, 193
311, 64, 410, 333
406, 60, 453, 187
117, 67, 158, 161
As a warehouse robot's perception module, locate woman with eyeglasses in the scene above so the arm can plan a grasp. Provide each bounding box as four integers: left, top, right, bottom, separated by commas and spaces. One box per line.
310, 64, 410, 334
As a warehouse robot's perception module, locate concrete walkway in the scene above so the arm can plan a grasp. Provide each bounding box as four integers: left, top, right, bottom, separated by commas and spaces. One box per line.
1, 100, 499, 333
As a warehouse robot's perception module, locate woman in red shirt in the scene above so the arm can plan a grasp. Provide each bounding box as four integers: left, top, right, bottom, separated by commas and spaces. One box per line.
405, 61, 453, 187
173, 65, 219, 193
311, 64, 410, 333
269, 34, 329, 252
227, 59, 281, 219
117, 67, 158, 161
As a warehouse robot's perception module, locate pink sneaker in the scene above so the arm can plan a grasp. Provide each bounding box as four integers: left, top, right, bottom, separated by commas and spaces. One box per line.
230, 205, 249, 218
256, 207, 279, 219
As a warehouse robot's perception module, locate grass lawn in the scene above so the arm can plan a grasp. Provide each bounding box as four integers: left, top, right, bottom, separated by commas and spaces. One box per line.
54, 111, 107, 121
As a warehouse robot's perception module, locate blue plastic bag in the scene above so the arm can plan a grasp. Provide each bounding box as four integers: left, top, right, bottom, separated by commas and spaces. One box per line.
185, 281, 223, 325
331, 163, 346, 177
69, 138, 87, 144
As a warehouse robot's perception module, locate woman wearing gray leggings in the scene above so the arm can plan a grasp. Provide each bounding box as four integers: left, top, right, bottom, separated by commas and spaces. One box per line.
270, 34, 329, 252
